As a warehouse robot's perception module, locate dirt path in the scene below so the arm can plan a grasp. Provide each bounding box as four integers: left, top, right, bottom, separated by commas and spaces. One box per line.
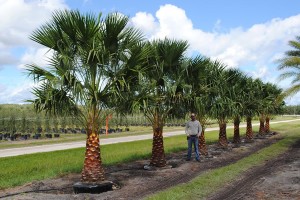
207, 139, 300, 200
1, 132, 299, 200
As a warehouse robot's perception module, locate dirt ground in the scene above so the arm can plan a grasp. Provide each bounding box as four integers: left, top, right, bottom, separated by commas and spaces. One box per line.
0, 132, 299, 200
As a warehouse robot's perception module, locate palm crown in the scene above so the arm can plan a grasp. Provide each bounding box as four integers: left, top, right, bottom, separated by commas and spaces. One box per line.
26, 10, 145, 182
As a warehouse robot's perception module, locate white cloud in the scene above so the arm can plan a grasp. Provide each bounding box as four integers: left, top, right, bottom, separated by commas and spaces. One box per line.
132, 4, 300, 68
0, 0, 68, 67
0, 80, 35, 104
154, 4, 194, 39
131, 4, 300, 105
283, 92, 300, 105
251, 66, 268, 79
1, 3, 300, 105
0, 52, 18, 66
0, 0, 68, 46
0, 0, 68, 103
19, 47, 53, 69
131, 12, 159, 38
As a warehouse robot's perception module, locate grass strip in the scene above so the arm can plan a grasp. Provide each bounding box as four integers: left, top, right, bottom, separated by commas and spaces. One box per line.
146, 126, 300, 200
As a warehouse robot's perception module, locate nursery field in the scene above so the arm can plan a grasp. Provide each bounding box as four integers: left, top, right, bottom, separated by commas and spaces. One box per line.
0, 118, 299, 199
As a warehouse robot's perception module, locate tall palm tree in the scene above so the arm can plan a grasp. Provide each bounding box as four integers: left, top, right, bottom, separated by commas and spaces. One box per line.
26, 10, 144, 183
263, 83, 284, 133
256, 81, 284, 136
229, 70, 247, 145
278, 36, 300, 97
183, 55, 211, 155
208, 61, 237, 148
130, 38, 189, 167
242, 78, 261, 141
256, 80, 268, 136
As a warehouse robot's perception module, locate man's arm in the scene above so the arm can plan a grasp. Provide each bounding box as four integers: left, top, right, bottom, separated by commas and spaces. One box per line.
197, 121, 202, 137
185, 122, 189, 136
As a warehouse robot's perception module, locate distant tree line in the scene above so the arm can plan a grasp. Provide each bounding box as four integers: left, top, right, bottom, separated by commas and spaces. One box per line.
0, 104, 187, 139
283, 105, 300, 115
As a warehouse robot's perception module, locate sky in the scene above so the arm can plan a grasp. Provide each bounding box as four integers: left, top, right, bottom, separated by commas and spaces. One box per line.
1, 0, 300, 105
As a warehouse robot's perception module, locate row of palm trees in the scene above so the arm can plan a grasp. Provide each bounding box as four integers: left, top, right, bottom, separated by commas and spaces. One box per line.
183, 58, 284, 155
26, 10, 285, 183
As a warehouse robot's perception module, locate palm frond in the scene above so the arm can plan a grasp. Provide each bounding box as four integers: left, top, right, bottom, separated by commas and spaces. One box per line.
283, 84, 300, 97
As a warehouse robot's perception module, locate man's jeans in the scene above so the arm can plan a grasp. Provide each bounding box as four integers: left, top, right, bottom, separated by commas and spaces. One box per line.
187, 135, 200, 160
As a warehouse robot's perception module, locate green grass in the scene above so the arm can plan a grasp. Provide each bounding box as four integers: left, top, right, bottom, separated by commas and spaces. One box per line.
146, 122, 300, 200
0, 120, 299, 191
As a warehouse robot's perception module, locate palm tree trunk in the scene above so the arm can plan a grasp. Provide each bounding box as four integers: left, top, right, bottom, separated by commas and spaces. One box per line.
259, 114, 266, 135
150, 112, 166, 167
218, 121, 228, 148
198, 129, 208, 156
245, 116, 253, 141
265, 117, 270, 133
81, 130, 105, 182
150, 127, 166, 167
232, 117, 241, 144
81, 111, 105, 182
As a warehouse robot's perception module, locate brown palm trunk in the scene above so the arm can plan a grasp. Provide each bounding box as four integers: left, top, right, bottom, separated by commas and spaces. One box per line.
232, 117, 241, 144
265, 117, 270, 133
81, 120, 104, 182
198, 129, 208, 156
218, 121, 228, 148
150, 112, 166, 167
150, 126, 166, 167
81, 131, 104, 182
245, 116, 253, 141
259, 115, 266, 135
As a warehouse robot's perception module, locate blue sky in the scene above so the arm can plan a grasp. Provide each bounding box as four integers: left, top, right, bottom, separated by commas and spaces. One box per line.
1, 0, 300, 105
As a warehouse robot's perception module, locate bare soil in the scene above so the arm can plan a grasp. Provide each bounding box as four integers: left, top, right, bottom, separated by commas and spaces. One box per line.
0, 132, 299, 200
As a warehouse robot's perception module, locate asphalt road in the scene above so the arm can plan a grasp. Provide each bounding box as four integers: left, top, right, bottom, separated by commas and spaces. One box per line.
0, 119, 299, 158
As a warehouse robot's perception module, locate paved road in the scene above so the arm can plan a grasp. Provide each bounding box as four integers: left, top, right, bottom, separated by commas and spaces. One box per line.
0, 119, 299, 158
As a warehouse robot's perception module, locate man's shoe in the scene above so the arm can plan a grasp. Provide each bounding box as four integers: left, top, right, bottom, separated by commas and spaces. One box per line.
196, 159, 201, 162
186, 158, 191, 161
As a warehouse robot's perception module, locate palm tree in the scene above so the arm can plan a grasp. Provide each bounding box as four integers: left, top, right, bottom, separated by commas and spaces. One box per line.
26, 10, 144, 183
184, 56, 214, 155
263, 83, 284, 133
130, 38, 189, 167
230, 70, 247, 145
208, 61, 237, 148
243, 78, 261, 141
278, 36, 300, 97
256, 82, 284, 136
256, 80, 268, 136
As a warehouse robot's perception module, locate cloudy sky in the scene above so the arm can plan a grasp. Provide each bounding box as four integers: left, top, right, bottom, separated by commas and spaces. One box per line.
1, 0, 300, 105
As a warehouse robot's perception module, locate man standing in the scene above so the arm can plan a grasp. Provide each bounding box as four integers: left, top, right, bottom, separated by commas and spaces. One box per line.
185, 113, 202, 162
